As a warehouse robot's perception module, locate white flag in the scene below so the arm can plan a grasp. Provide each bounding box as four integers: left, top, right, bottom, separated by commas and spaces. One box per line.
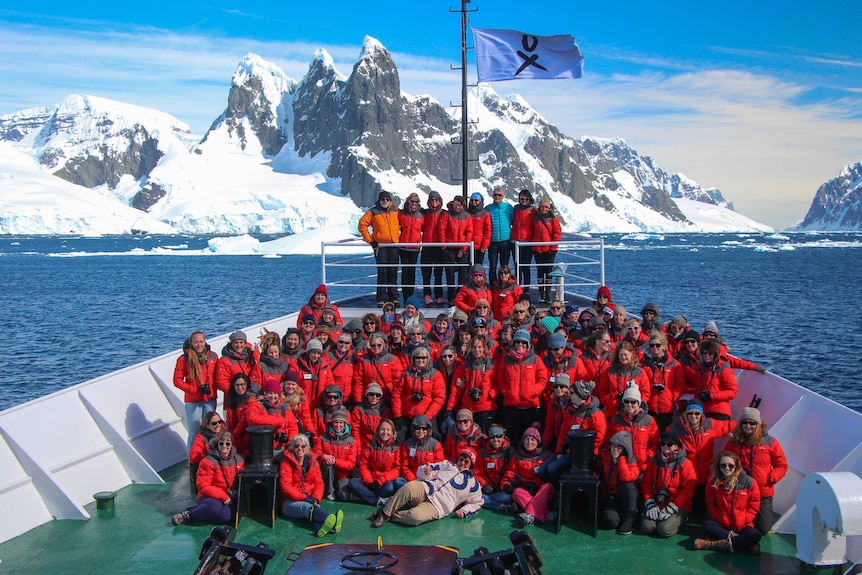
472, 28, 584, 82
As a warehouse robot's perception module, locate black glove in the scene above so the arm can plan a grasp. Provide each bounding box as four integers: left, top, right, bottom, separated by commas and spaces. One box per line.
481, 484, 495, 495
370, 241, 379, 249
698, 390, 711, 401
468, 387, 482, 401
756, 364, 767, 374
525, 483, 538, 496
367, 481, 381, 491
274, 432, 289, 444
617, 391, 624, 401
503, 484, 514, 495
198, 383, 211, 395
652, 383, 665, 393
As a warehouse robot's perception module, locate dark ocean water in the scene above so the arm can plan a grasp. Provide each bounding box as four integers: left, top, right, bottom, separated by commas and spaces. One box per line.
1, 232, 860, 413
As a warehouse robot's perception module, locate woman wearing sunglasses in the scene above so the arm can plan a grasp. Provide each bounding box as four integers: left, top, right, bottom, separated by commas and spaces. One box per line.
641, 332, 685, 432
641, 431, 697, 539
172, 430, 243, 526
696, 451, 762, 554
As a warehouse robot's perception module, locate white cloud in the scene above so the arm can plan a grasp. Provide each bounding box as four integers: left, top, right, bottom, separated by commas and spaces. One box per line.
1, 21, 861, 229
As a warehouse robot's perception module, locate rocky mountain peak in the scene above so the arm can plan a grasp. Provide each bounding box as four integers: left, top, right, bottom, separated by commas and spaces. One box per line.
791, 161, 862, 230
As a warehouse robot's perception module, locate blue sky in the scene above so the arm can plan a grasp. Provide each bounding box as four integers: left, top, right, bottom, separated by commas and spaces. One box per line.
1, 1, 860, 228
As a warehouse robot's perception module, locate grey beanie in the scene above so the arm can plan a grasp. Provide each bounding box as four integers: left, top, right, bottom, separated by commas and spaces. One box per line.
741, 406, 761, 424
229, 330, 247, 343
305, 338, 323, 352
572, 380, 595, 400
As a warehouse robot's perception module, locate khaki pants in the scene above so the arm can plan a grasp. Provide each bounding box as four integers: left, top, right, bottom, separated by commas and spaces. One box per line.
382, 481, 441, 526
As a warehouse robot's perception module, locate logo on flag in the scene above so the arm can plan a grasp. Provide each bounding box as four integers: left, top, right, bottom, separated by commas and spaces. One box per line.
472, 28, 584, 82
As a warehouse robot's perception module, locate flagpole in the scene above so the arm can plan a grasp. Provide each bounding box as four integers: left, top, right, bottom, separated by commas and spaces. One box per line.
452, 0, 477, 202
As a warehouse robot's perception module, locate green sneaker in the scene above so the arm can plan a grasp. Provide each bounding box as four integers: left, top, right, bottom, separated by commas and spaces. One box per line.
317, 513, 337, 537
333, 509, 344, 534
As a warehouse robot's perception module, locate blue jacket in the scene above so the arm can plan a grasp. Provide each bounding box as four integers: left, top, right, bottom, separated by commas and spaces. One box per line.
487, 201, 514, 242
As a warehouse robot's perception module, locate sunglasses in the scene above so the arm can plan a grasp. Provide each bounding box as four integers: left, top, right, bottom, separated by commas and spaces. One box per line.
623, 399, 639, 405
720, 463, 736, 470
325, 394, 340, 400
627, 326, 640, 331
701, 351, 716, 356
210, 420, 224, 426
414, 426, 430, 431
366, 392, 382, 398
493, 193, 503, 197
337, 340, 351, 345
741, 420, 758, 426
364, 321, 377, 325
218, 441, 232, 447
550, 306, 562, 310
648, 343, 662, 348
684, 340, 698, 345
441, 354, 455, 359
549, 347, 563, 351
489, 434, 504, 439
370, 343, 384, 348
414, 356, 429, 360
500, 271, 510, 275
515, 310, 527, 314
686, 411, 702, 417
553, 384, 569, 389
659, 441, 675, 447
452, 319, 465, 323
457, 419, 471, 424
294, 444, 309, 450
477, 304, 489, 309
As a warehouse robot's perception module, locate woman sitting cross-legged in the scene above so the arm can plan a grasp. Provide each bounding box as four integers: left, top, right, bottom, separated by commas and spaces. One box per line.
641, 431, 697, 538
172, 430, 243, 526
347, 419, 406, 505
502, 424, 554, 527
278, 434, 344, 537
695, 451, 762, 554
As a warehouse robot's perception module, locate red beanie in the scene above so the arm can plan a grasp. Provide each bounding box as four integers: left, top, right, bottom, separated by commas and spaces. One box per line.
597, 285, 612, 300
315, 283, 328, 296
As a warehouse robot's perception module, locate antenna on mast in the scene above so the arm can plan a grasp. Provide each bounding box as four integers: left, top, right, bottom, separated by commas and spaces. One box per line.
450, 0, 478, 202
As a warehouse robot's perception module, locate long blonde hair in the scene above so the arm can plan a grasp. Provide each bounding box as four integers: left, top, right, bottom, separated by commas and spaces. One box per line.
710, 451, 742, 492
186, 331, 206, 383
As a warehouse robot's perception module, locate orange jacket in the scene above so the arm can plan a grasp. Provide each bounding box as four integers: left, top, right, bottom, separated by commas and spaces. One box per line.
358, 203, 400, 244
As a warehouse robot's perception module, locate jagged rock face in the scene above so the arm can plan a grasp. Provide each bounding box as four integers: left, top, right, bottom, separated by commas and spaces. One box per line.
132, 181, 167, 211
217, 75, 287, 156
793, 162, 862, 230
52, 127, 163, 189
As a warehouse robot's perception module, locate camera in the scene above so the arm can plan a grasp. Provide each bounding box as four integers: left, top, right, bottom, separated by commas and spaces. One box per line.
199, 383, 211, 395
654, 489, 670, 504
412, 392, 424, 402
274, 432, 289, 444
468, 388, 482, 401
652, 383, 665, 392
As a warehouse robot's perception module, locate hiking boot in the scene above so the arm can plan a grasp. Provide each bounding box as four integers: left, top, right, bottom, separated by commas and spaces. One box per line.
694, 538, 732, 552
425, 295, 434, 305
616, 515, 634, 535
498, 503, 518, 514
333, 509, 344, 534
371, 512, 390, 528
317, 513, 337, 537
517, 513, 535, 527
436, 297, 444, 305
171, 510, 190, 526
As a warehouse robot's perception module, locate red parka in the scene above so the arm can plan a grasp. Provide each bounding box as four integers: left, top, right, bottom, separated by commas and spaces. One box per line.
173, 348, 218, 403
447, 355, 496, 413
245, 395, 300, 448
216, 344, 258, 394
687, 361, 738, 419
553, 395, 607, 454
295, 352, 335, 412
596, 446, 640, 496
351, 400, 391, 451
511, 205, 534, 242
319, 426, 358, 482
669, 416, 735, 484
392, 365, 446, 421
476, 437, 512, 489
491, 278, 523, 320
706, 471, 761, 533
399, 436, 444, 481
196, 451, 243, 502
358, 436, 402, 485
492, 348, 548, 409
443, 422, 486, 462
642, 354, 685, 416
596, 365, 651, 420
351, 346, 404, 404
641, 447, 698, 512
501, 447, 549, 492
278, 450, 324, 504
530, 210, 561, 253
724, 433, 788, 498
605, 408, 660, 468
438, 207, 474, 251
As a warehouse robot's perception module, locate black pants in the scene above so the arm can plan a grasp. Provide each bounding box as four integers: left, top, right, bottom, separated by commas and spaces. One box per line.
421, 246, 444, 299
755, 495, 774, 533
600, 482, 639, 529
488, 240, 511, 279
501, 406, 542, 445
442, 249, 469, 302
399, 249, 419, 300
703, 520, 762, 552
534, 250, 557, 295
376, 246, 399, 302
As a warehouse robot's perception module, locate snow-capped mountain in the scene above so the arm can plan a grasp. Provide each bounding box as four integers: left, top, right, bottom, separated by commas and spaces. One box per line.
790, 161, 862, 231
0, 36, 771, 235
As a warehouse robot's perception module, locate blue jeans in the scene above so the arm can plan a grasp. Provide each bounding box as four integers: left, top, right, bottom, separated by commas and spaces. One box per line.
482, 491, 513, 511
185, 400, 217, 450
347, 477, 406, 505
281, 500, 331, 531
537, 453, 571, 484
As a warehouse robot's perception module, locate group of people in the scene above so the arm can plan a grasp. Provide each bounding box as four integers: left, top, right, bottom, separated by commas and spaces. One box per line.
170, 280, 784, 555
358, 188, 562, 307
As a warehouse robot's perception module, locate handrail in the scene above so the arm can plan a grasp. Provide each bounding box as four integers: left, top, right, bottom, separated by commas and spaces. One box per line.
321, 236, 605, 304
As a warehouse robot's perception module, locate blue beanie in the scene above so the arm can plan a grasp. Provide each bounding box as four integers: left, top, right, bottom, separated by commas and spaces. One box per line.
404, 295, 423, 310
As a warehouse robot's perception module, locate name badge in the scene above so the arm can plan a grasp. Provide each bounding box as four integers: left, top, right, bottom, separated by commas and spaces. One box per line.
409, 448, 416, 457
487, 461, 495, 469
549, 375, 556, 383
303, 373, 312, 380
570, 424, 580, 431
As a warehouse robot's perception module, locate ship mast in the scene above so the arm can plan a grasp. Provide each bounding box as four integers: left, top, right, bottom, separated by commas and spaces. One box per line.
452, 0, 477, 202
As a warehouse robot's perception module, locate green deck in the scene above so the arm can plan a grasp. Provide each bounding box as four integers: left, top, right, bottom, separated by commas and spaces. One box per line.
0, 463, 842, 575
